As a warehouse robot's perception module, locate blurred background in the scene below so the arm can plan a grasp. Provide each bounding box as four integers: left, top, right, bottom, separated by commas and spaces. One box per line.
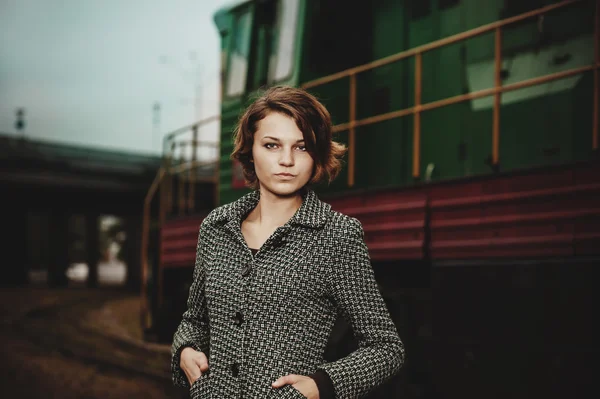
1, 0, 598, 398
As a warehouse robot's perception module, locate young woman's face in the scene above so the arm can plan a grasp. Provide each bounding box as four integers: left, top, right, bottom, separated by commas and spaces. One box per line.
252, 112, 314, 197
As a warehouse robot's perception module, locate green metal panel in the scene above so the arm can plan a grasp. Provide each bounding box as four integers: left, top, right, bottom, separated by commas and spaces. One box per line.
416, 1, 467, 181
354, 0, 411, 190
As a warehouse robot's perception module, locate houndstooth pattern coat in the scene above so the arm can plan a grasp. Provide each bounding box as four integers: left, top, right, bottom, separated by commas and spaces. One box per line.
171, 189, 404, 398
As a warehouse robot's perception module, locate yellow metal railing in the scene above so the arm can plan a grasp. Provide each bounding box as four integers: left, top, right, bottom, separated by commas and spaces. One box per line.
301, 0, 599, 187
140, 165, 165, 329
140, 116, 220, 330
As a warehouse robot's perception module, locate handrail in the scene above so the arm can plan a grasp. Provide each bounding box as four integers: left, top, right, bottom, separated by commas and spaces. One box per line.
140, 114, 221, 331
301, 0, 598, 186
168, 159, 220, 175
140, 166, 166, 330
163, 115, 221, 141
328, 65, 596, 135
170, 139, 220, 149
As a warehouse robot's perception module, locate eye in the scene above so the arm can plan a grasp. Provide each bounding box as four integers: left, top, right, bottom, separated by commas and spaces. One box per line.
264, 143, 278, 149
296, 145, 307, 152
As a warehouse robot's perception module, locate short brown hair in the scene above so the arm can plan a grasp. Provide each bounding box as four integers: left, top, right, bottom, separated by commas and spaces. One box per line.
231, 85, 346, 190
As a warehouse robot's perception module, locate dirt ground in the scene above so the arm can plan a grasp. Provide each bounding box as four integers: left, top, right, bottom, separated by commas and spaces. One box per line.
0, 287, 186, 399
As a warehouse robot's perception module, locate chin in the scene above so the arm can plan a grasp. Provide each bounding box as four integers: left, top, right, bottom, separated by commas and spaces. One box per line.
261, 181, 307, 197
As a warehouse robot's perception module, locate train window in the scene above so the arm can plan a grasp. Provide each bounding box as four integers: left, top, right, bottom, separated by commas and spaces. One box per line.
500, 0, 545, 18
439, 0, 460, 10
306, 0, 372, 77
373, 86, 391, 115
411, 0, 431, 19
268, 0, 300, 83
226, 9, 252, 97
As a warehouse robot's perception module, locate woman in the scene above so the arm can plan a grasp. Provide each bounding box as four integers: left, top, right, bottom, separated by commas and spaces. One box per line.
171, 86, 404, 399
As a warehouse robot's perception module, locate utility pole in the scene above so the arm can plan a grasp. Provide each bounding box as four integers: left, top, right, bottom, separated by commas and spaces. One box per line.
159, 51, 204, 122
152, 101, 161, 152
189, 51, 204, 121
195, 79, 203, 121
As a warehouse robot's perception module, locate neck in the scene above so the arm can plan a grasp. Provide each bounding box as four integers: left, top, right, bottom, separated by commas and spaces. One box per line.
249, 187, 303, 227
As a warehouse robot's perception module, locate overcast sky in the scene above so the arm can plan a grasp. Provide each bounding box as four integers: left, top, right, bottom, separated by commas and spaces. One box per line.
0, 0, 231, 155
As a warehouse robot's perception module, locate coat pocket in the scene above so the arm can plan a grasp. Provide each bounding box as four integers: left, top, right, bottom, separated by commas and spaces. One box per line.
268, 384, 307, 399
189, 373, 210, 399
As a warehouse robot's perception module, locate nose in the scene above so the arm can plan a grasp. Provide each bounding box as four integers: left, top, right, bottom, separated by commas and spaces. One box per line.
278, 147, 294, 167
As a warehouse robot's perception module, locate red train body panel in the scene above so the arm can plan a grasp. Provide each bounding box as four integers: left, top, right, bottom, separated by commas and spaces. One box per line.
160, 160, 600, 268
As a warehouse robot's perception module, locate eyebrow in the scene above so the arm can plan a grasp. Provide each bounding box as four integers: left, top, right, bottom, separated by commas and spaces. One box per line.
262, 136, 305, 143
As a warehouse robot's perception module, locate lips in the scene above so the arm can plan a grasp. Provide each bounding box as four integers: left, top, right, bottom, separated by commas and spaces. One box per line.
275, 173, 295, 178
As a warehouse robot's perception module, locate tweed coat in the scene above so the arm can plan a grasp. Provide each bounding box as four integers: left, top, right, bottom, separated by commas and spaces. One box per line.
171, 189, 404, 398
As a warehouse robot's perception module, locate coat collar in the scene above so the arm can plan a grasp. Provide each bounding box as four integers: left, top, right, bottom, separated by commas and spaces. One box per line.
207, 189, 331, 230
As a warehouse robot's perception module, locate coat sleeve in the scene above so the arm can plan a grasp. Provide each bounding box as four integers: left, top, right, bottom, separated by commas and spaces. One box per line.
318, 217, 405, 398
171, 220, 211, 388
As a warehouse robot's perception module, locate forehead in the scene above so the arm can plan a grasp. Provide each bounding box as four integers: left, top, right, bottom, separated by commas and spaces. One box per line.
255, 112, 304, 140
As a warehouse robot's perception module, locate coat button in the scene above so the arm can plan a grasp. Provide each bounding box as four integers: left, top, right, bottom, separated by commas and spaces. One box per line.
241, 264, 251, 277
231, 363, 239, 377
233, 311, 244, 326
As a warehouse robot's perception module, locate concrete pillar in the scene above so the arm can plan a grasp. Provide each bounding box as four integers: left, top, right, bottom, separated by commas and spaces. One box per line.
1, 207, 28, 286
85, 213, 100, 288
48, 210, 69, 287
125, 213, 142, 292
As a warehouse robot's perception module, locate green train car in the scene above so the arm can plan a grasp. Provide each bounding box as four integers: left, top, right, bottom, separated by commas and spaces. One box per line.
214, 0, 596, 204
147, 1, 598, 397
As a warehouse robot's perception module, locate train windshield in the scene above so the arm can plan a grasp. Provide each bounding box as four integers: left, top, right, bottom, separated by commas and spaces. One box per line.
268, 0, 300, 83
225, 0, 300, 97
226, 9, 252, 97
